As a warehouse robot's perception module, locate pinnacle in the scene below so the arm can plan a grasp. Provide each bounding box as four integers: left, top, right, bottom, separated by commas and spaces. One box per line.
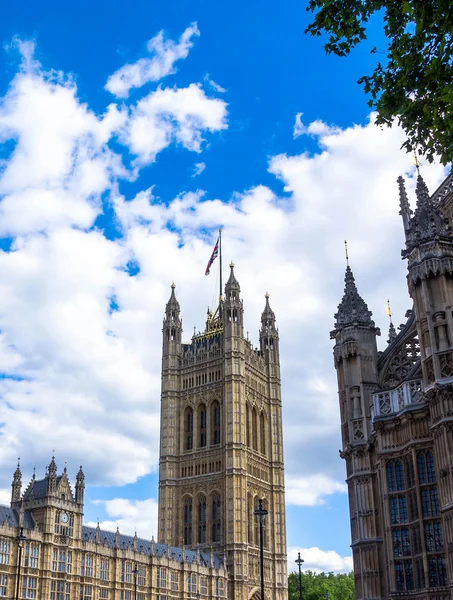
415, 173, 430, 207
387, 320, 397, 345
225, 262, 240, 292
331, 265, 376, 338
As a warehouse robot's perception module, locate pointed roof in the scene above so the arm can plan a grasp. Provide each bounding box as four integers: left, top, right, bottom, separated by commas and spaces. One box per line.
398, 175, 412, 231
76, 464, 85, 485
13, 459, 21, 484
165, 282, 180, 315
261, 293, 276, 325
47, 455, 57, 477
225, 262, 240, 293
331, 266, 377, 338
402, 173, 452, 257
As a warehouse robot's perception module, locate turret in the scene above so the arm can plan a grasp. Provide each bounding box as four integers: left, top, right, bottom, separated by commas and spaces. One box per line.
162, 283, 182, 359
331, 257, 383, 600
75, 464, 85, 505
260, 293, 279, 359
46, 455, 57, 495
11, 459, 22, 504
399, 173, 453, 387
331, 261, 380, 447
223, 262, 243, 337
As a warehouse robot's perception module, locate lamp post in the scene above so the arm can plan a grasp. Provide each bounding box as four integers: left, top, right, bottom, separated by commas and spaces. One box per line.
132, 562, 138, 600
254, 499, 268, 600
15, 527, 26, 600
295, 552, 304, 600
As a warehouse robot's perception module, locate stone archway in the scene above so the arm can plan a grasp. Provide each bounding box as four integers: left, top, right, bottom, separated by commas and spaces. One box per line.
248, 587, 261, 600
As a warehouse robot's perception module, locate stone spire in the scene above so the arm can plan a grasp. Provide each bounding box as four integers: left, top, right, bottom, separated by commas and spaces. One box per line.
331, 265, 377, 338
165, 283, 181, 322
11, 458, 22, 504
225, 262, 240, 296
388, 321, 397, 345
401, 173, 452, 258
386, 299, 397, 345
223, 262, 243, 335
261, 293, 277, 335
75, 464, 85, 505
47, 455, 57, 495
260, 293, 279, 354
398, 175, 412, 232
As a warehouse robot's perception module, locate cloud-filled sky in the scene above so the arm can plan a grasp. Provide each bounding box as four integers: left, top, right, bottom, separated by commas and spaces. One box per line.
0, 0, 449, 575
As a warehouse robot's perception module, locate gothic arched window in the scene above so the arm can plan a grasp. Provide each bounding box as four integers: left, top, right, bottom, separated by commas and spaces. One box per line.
198, 495, 207, 544
184, 497, 192, 546
252, 408, 258, 451
211, 494, 221, 543
247, 493, 253, 544
246, 405, 251, 447
260, 412, 266, 455
417, 450, 436, 484
211, 401, 221, 445
185, 407, 193, 451
387, 460, 405, 492
198, 404, 207, 448
254, 496, 259, 546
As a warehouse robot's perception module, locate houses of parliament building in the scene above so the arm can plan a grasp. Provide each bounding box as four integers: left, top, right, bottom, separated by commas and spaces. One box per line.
332, 170, 453, 599
0, 264, 287, 600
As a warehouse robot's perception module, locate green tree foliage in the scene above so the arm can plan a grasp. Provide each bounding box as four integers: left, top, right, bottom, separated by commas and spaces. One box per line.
288, 570, 355, 600
305, 0, 453, 164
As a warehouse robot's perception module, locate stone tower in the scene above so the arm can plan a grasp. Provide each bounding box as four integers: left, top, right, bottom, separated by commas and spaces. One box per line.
332, 171, 453, 599
158, 264, 287, 600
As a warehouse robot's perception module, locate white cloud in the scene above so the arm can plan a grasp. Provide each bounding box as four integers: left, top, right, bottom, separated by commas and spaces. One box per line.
0, 489, 10, 505
192, 162, 206, 177
87, 498, 159, 539
204, 75, 227, 93
285, 475, 347, 506
123, 83, 227, 163
105, 23, 200, 98
287, 546, 353, 573
293, 112, 339, 139
0, 40, 448, 515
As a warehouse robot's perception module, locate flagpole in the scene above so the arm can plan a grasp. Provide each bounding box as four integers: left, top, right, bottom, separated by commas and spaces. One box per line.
219, 227, 223, 317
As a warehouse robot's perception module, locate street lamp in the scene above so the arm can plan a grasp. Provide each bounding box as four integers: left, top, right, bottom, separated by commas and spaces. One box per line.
132, 562, 138, 600
254, 499, 268, 600
295, 552, 304, 600
15, 527, 26, 600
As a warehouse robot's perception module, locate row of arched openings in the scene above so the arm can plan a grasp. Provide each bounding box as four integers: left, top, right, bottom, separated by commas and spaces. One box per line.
386, 450, 446, 592
246, 405, 267, 455
183, 494, 221, 546
184, 402, 221, 451
247, 495, 269, 549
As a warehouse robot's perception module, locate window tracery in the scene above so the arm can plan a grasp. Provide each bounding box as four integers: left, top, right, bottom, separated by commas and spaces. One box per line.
382, 331, 420, 388
198, 495, 206, 544
183, 497, 192, 546
211, 493, 221, 543
184, 408, 193, 451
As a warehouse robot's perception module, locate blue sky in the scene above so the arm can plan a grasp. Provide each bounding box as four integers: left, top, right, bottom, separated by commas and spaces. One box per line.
0, 0, 448, 575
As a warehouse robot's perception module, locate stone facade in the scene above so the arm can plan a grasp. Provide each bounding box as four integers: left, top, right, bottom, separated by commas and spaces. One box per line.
158, 264, 287, 600
0, 459, 227, 599
332, 172, 453, 600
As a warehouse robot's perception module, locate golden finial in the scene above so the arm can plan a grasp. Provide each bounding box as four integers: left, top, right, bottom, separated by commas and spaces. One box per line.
386, 299, 392, 319
265, 292, 270, 299
171, 282, 175, 289
229, 261, 234, 269
344, 240, 349, 266
219, 227, 223, 233
413, 152, 421, 175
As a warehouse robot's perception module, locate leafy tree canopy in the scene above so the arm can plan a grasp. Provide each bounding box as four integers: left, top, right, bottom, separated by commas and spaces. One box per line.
288, 570, 355, 600
305, 0, 453, 165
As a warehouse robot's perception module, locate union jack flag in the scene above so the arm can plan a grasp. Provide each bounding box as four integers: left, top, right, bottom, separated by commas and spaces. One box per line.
205, 237, 219, 276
